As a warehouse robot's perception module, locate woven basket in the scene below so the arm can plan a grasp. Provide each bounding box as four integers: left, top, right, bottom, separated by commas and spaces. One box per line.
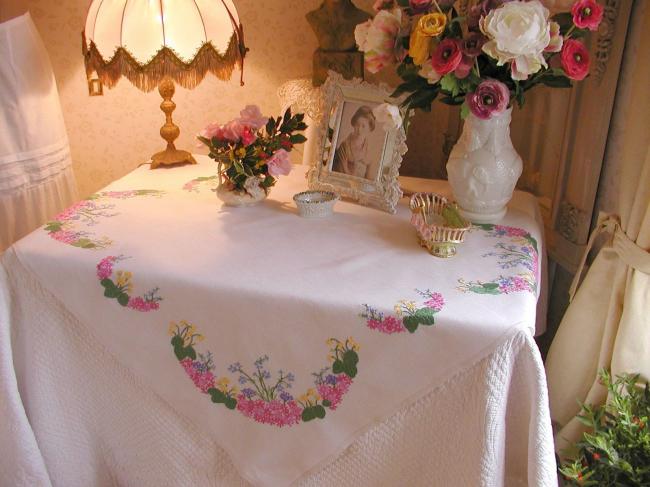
409, 193, 471, 258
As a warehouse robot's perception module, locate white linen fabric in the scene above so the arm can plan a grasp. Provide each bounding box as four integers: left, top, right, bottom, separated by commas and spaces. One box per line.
2, 158, 555, 486
0, 12, 78, 250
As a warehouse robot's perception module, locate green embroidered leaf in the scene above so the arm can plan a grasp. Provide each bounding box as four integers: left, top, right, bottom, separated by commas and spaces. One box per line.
44, 221, 63, 232
73, 238, 96, 249
469, 283, 501, 295
476, 223, 495, 231
322, 399, 332, 408
332, 360, 344, 375
103, 281, 121, 298
209, 388, 227, 403
100, 278, 113, 288
171, 335, 183, 349
173, 341, 196, 361
313, 405, 326, 419
414, 308, 436, 326
117, 293, 130, 307
302, 407, 316, 422
225, 397, 237, 410
525, 235, 539, 254
403, 315, 420, 333
343, 350, 359, 367
346, 364, 358, 378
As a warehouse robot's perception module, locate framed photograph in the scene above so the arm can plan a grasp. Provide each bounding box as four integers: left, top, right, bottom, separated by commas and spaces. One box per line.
308, 72, 407, 214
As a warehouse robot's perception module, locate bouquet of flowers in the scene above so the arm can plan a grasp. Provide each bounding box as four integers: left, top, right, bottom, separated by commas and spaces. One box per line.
355, 0, 603, 122
198, 105, 307, 197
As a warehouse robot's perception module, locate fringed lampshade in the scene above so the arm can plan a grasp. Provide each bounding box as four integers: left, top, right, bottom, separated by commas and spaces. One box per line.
82, 0, 247, 168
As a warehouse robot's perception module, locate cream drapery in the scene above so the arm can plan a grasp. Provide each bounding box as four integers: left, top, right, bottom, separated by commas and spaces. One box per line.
545, 1, 650, 453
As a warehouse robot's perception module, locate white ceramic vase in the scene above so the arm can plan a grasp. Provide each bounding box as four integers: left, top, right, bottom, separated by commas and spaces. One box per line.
446, 107, 522, 223
216, 183, 267, 207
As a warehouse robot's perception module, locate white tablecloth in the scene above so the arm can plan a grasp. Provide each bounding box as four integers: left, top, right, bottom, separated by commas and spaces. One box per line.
0, 157, 556, 486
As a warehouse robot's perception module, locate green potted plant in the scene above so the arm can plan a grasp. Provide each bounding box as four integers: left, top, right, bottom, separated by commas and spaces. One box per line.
559, 369, 650, 486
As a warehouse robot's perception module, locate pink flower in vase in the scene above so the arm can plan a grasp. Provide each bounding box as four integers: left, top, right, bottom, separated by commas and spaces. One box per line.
431, 39, 462, 76
238, 105, 268, 131
200, 122, 224, 140
561, 39, 590, 80
240, 126, 257, 146
266, 149, 292, 177
466, 79, 510, 120
571, 0, 604, 31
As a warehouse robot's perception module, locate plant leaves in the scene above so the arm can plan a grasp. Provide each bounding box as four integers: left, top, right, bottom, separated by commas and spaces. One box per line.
302, 407, 316, 422
313, 405, 326, 419
117, 293, 130, 307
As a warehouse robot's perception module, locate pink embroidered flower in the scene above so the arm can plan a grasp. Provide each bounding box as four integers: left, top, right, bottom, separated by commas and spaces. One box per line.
96, 256, 117, 279
266, 149, 292, 177
498, 276, 532, 294
431, 38, 463, 76
367, 315, 405, 334
51, 230, 79, 244
238, 105, 268, 131
236, 397, 302, 427
127, 296, 160, 312
561, 38, 590, 80
571, 0, 603, 31
317, 374, 353, 410
466, 79, 510, 120
181, 358, 215, 393
54, 200, 92, 221
496, 225, 529, 238
102, 191, 137, 199
424, 292, 445, 312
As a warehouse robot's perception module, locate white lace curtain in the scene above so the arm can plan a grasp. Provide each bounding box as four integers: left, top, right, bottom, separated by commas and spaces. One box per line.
545, 1, 650, 452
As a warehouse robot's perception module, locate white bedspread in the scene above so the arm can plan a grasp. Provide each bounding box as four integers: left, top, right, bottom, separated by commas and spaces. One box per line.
0, 157, 557, 486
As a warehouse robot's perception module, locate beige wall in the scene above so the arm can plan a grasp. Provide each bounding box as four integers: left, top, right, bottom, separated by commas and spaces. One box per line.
26, 0, 376, 197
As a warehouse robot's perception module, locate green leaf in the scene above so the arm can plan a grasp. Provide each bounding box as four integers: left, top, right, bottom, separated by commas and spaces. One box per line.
44, 221, 63, 232
103, 281, 121, 298
322, 399, 332, 408
332, 360, 344, 375
117, 293, 130, 307
540, 75, 572, 89
302, 407, 316, 422
414, 307, 436, 326
460, 102, 470, 120
476, 223, 495, 231
289, 134, 307, 144
225, 397, 238, 410
209, 388, 227, 403
440, 74, 460, 97
100, 278, 113, 288
343, 350, 359, 367
313, 405, 326, 419
403, 315, 420, 333
346, 364, 358, 378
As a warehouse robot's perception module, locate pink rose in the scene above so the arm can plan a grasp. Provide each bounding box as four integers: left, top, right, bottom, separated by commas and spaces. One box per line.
561, 39, 590, 80
431, 38, 462, 75
571, 0, 603, 31
220, 120, 247, 142
466, 79, 510, 120
240, 126, 257, 146
238, 105, 268, 131
200, 122, 223, 140
266, 149, 292, 177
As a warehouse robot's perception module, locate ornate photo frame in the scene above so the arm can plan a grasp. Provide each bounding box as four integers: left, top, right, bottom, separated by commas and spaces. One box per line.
308, 72, 407, 214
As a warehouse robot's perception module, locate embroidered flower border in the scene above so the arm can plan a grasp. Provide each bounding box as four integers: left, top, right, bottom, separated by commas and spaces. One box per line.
96, 256, 162, 312
169, 321, 360, 427
361, 289, 445, 334
44, 190, 165, 249
457, 224, 539, 295
182, 176, 219, 193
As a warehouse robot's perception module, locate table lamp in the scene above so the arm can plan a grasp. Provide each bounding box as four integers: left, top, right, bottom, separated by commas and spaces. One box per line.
82, 0, 246, 169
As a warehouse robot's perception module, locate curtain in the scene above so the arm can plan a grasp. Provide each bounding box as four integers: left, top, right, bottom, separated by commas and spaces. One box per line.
545, 1, 650, 453
0, 12, 78, 251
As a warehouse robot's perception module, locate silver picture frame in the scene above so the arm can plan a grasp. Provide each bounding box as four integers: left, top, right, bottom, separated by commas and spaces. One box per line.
308, 72, 407, 214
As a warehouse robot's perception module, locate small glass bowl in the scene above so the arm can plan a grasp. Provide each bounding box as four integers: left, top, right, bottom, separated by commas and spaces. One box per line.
293, 190, 339, 218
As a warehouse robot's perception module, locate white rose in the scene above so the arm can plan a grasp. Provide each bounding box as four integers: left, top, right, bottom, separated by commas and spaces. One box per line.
373, 103, 403, 130
355, 9, 402, 54
480, 0, 552, 80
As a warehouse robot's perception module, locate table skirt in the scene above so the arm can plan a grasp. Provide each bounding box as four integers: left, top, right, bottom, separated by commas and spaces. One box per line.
0, 249, 557, 487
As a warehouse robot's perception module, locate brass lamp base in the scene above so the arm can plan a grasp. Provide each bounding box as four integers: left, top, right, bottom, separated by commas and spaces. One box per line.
151, 148, 197, 169
150, 76, 197, 169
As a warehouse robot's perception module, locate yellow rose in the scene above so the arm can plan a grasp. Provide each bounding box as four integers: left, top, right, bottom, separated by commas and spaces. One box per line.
409, 13, 447, 66
419, 13, 447, 37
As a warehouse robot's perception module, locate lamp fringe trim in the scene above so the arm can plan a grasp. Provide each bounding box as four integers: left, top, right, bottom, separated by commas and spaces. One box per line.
82, 32, 246, 92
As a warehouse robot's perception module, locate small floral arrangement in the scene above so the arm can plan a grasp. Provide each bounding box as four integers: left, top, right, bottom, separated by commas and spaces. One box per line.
198, 105, 307, 197
559, 369, 650, 486
355, 0, 603, 121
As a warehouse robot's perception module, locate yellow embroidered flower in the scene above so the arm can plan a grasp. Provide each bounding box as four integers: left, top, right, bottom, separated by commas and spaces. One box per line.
194, 334, 205, 343
168, 322, 178, 336
326, 338, 337, 347
409, 13, 447, 65
216, 377, 230, 392
115, 270, 133, 293
394, 303, 403, 317
328, 353, 337, 363
347, 337, 360, 352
